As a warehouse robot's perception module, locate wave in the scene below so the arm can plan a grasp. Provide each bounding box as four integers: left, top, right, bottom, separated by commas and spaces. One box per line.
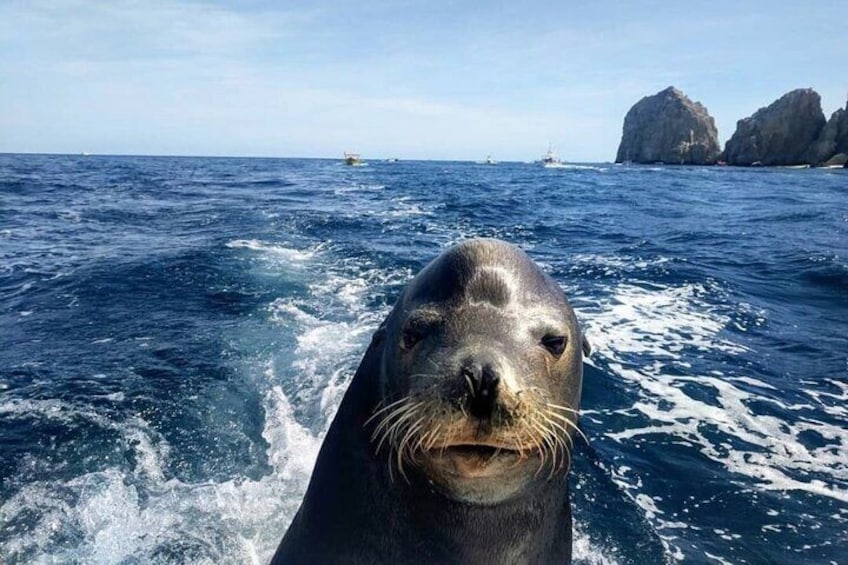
578, 279, 848, 556
225, 239, 319, 264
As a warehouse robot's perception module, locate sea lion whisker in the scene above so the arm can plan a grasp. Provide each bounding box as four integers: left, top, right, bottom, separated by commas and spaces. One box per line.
543, 415, 574, 471
531, 423, 555, 479
423, 413, 449, 452
441, 422, 461, 455
424, 424, 441, 451
527, 419, 551, 476
378, 408, 418, 455
534, 416, 563, 478
399, 426, 422, 466
396, 426, 418, 483
545, 410, 590, 445
539, 412, 573, 448
534, 417, 562, 476
400, 419, 426, 466
371, 400, 417, 438
383, 401, 422, 438
419, 427, 438, 454
372, 403, 420, 449
412, 419, 434, 453
546, 402, 580, 415
534, 418, 560, 479
365, 396, 413, 426
550, 424, 569, 473
373, 409, 405, 452
402, 416, 429, 457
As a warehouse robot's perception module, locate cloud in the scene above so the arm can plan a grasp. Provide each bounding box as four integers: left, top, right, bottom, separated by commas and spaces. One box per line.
0, 1, 309, 61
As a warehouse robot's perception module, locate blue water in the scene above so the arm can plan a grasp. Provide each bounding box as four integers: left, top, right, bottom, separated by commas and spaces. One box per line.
1, 154, 846, 564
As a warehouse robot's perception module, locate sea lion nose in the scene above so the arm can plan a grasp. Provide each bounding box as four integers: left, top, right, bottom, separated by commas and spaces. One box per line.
460, 360, 500, 419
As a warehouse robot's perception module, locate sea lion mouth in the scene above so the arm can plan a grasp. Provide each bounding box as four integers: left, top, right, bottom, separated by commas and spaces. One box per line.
423, 440, 528, 480
437, 443, 522, 458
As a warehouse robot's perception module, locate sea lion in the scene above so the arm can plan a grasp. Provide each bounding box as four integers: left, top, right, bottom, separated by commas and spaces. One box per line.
271, 238, 590, 564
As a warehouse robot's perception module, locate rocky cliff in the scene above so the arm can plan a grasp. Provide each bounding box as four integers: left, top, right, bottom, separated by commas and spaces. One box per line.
615, 87, 721, 165
806, 99, 848, 165
722, 89, 826, 166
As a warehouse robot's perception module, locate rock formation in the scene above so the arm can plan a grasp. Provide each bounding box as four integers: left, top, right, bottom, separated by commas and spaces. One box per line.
616, 87, 721, 165
722, 89, 826, 166
806, 98, 848, 165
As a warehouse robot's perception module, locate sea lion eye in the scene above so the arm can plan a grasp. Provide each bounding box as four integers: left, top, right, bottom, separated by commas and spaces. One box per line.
541, 335, 567, 357
401, 309, 442, 351
402, 327, 424, 351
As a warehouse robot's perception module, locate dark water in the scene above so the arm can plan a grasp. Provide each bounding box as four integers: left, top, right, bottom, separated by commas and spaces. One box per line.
1, 154, 846, 564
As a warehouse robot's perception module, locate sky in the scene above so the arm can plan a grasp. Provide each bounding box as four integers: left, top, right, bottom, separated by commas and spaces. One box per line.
0, 0, 845, 162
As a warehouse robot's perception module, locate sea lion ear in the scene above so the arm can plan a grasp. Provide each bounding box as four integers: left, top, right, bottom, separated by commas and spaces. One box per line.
581, 333, 591, 358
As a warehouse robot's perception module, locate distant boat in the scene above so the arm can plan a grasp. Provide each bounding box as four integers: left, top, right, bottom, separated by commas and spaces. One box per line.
540, 144, 565, 168
385, 157, 399, 163
344, 152, 364, 166
477, 154, 498, 165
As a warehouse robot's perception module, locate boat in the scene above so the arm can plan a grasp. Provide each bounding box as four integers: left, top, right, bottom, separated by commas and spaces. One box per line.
540, 144, 565, 168
344, 152, 364, 166
477, 154, 498, 165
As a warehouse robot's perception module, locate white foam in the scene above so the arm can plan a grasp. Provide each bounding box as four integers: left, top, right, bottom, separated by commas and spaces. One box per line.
225, 239, 317, 263
578, 278, 848, 555
58, 210, 82, 223
572, 519, 621, 565
0, 378, 324, 563
332, 183, 386, 194
261, 368, 322, 480
266, 255, 400, 433
571, 253, 672, 272
584, 282, 747, 362
561, 164, 608, 171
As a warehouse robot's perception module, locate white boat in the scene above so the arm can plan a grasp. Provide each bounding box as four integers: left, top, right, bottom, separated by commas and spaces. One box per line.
477, 154, 498, 165
344, 152, 364, 166
540, 144, 565, 168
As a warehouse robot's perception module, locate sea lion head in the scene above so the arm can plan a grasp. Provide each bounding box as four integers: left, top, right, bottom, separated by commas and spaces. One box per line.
368, 239, 590, 504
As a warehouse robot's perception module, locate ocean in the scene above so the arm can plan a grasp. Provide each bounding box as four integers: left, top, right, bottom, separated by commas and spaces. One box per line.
1, 154, 845, 564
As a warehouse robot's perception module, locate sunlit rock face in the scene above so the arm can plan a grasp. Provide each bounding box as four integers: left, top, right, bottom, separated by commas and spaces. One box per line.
616, 87, 721, 165
723, 88, 826, 166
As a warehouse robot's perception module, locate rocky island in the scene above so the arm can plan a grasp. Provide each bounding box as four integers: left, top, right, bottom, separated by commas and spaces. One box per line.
617, 87, 848, 167
808, 102, 848, 167
722, 89, 825, 166
615, 87, 720, 165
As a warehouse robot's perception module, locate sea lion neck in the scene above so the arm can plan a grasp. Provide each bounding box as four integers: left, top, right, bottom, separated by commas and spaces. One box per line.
400, 472, 573, 564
